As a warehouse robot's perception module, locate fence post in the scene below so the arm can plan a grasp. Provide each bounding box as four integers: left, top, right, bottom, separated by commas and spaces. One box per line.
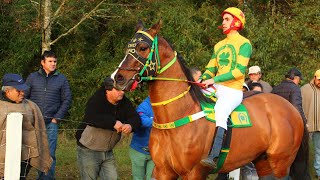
5, 112, 23, 180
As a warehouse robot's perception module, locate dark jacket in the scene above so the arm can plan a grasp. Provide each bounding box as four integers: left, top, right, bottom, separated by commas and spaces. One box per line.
25, 69, 72, 123
75, 87, 141, 145
0, 92, 52, 175
272, 79, 307, 122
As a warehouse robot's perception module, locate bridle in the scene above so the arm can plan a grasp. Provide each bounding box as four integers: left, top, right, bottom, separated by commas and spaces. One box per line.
116, 29, 205, 106
116, 29, 211, 129
117, 30, 177, 83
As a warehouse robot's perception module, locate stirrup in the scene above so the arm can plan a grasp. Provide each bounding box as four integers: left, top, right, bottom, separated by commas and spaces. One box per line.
200, 157, 218, 169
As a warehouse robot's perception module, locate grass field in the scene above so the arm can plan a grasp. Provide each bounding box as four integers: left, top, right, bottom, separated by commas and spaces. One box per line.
28, 132, 315, 180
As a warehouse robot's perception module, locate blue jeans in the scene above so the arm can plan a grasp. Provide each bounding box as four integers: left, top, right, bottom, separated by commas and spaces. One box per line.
38, 122, 58, 180
313, 132, 320, 176
77, 145, 118, 180
129, 148, 155, 180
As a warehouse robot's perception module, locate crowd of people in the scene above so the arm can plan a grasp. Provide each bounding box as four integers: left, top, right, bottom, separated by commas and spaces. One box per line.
0, 6, 319, 180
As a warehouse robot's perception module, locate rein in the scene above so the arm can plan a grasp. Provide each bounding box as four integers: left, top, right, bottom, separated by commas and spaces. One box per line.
151, 86, 191, 106
125, 30, 204, 105
122, 30, 209, 129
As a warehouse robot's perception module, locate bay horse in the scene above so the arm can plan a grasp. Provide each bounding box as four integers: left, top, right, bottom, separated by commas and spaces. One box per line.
112, 20, 307, 179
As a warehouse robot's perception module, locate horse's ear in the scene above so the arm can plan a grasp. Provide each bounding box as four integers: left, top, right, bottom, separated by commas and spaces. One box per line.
136, 19, 144, 31
149, 19, 163, 36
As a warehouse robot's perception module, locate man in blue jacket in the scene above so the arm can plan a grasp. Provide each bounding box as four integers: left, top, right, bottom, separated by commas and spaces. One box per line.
25, 50, 72, 180
129, 96, 154, 180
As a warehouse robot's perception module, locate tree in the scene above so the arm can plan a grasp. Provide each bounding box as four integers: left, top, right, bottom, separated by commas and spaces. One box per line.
41, 0, 106, 52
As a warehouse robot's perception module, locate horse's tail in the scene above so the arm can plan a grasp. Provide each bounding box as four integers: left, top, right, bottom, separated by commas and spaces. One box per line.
289, 123, 311, 180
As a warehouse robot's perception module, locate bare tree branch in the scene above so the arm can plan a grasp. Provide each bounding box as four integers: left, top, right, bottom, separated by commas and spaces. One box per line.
29, 0, 40, 14
50, 0, 106, 45
52, 0, 66, 22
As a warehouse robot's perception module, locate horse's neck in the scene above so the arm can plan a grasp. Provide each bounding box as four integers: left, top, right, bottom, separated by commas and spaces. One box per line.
149, 65, 199, 124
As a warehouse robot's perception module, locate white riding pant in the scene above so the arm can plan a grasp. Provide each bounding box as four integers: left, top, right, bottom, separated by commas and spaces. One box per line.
214, 84, 243, 130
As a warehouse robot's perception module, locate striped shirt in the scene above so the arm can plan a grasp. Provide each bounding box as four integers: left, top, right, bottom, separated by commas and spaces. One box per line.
202, 32, 252, 90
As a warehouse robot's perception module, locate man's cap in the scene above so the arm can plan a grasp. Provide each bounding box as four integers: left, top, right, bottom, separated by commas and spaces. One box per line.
285, 67, 303, 80
2, 73, 29, 91
104, 76, 114, 90
248, 66, 261, 75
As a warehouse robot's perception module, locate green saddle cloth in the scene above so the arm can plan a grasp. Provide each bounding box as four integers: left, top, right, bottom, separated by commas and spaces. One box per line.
200, 101, 252, 128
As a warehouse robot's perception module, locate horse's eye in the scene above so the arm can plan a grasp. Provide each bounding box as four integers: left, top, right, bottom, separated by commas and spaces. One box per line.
140, 47, 148, 51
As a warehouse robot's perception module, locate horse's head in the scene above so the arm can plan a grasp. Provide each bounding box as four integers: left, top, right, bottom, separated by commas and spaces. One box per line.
112, 19, 171, 91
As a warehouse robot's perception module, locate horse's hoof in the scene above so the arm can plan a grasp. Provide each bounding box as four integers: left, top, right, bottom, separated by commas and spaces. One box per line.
200, 158, 217, 169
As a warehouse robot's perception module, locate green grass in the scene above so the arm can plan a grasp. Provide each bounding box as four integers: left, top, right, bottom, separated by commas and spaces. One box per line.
28, 133, 134, 179
28, 133, 315, 180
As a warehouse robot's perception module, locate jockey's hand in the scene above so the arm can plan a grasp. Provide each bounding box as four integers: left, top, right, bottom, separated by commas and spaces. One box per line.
202, 79, 215, 88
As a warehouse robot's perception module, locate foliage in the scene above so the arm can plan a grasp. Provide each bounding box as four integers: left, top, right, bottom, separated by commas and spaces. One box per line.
0, 0, 319, 131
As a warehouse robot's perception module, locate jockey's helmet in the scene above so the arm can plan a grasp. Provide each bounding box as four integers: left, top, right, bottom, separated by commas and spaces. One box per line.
222, 7, 245, 31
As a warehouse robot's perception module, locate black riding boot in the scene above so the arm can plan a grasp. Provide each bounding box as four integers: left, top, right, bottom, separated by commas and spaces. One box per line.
200, 127, 225, 168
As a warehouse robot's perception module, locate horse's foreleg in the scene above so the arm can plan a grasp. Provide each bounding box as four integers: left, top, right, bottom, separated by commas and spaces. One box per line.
152, 166, 179, 180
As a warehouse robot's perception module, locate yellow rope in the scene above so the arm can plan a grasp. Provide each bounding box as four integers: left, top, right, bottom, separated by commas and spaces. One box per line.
151, 86, 191, 106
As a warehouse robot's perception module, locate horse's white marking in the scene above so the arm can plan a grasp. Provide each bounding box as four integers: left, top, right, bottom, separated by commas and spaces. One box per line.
111, 54, 128, 80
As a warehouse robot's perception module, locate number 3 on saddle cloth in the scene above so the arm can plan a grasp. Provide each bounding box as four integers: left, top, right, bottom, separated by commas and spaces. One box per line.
201, 87, 252, 173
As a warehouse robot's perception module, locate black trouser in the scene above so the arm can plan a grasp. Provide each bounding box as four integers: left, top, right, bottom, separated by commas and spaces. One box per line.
20, 160, 32, 180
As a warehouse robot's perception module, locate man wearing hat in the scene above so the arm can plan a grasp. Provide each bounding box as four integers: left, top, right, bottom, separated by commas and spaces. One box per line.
301, 69, 320, 179
0, 74, 52, 179
200, 7, 252, 168
246, 65, 273, 93
272, 68, 311, 180
272, 67, 305, 117
75, 76, 141, 180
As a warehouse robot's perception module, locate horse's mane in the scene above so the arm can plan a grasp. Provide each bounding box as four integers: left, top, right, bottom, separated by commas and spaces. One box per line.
164, 39, 212, 104
176, 53, 213, 104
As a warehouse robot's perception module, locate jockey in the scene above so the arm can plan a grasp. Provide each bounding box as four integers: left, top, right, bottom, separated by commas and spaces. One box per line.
200, 7, 252, 168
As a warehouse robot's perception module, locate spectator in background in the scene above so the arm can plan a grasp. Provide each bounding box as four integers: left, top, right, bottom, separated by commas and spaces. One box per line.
190, 67, 202, 82
246, 66, 272, 92
76, 76, 141, 180
242, 83, 250, 92
25, 50, 72, 180
272, 68, 306, 121
272, 67, 311, 180
129, 97, 154, 180
301, 69, 320, 179
248, 82, 263, 92
0, 74, 52, 179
